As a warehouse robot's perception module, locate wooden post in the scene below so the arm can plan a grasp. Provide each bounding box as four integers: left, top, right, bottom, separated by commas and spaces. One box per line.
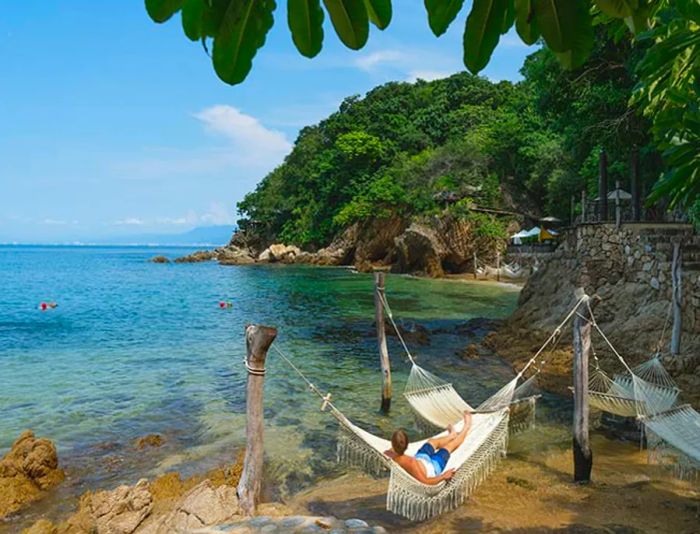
671, 243, 682, 356
581, 190, 586, 223
572, 291, 598, 483
237, 324, 277, 516
599, 150, 608, 222
496, 251, 501, 282
631, 146, 641, 222
375, 272, 392, 413
473, 252, 478, 279
614, 180, 622, 229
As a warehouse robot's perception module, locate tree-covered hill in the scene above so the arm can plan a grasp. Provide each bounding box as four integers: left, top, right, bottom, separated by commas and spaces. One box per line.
237, 33, 662, 251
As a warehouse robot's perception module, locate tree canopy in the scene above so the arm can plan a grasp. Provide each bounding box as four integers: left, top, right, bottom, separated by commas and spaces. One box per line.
236, 33, 665, 250
146, 0, 699, 209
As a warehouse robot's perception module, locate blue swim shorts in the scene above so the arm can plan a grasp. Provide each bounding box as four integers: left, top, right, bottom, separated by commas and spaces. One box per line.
415, 442, 450, 475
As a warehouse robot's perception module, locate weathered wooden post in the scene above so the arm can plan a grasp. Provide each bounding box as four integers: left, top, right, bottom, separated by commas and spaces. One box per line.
473, 252, 478, 279
496, 251, 501, 282
238, 324, 277, 515
572, 290, 598, 483
671, 243, 682, 356
614, 180, 622, 229
581, 190, 586, 223
599, 150, 608, 222
631, 146, 641, 222
375, 272, 392, 413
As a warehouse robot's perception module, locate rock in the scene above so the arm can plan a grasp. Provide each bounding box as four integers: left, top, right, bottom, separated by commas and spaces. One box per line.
84, 478, 153, 534
148, 480, 239, 533
149, 256, 170, 264
257, 244, 301, 263
393, 222, 446, 277
650, 277, 660, 290
345, 518, 369, 529
134, 434, 163, 450
354, 260, 374, 273
0, 430, 64, 519
174, 250, 217, 263
459, 343, 480, 360
21, 519, 57, 534
218, 246, 256, 265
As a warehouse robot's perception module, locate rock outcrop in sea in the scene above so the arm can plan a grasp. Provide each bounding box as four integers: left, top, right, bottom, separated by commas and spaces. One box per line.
0, 430, 64, 519
173, 214, 510, 277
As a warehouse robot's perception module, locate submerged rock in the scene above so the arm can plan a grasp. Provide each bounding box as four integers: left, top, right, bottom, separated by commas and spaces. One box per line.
149, 256, 170, 264
0, 430, 64, 519
174, 250, 217, 263
134, 434, 163, 450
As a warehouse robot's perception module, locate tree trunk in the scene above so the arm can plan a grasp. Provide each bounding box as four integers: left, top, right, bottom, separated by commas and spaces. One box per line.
375, 272, 392, 413
573, 293, 597, 483
671, 243, 682, 356
237, 324, 277, 516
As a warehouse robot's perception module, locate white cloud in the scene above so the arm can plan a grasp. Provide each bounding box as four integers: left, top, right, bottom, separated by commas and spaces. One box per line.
355, 50, 406, 72
353, 48, 462, 82
193, 105, 292, 161
42, 218, 67, 225
199, 202, 236, 225
406, 70, 452, 82
115, 217, 145, 226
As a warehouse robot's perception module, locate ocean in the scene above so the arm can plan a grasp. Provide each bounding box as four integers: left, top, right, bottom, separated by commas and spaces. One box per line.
0, 245, 523, 522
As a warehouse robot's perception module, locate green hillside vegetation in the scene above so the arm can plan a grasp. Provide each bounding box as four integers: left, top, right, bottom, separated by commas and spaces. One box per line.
237, 32, 663, 250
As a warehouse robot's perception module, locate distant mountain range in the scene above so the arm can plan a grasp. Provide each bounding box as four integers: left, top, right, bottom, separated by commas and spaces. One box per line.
96, 225, 235, 246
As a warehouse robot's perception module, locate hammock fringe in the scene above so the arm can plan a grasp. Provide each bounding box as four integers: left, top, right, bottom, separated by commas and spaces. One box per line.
385, 415, 510, 521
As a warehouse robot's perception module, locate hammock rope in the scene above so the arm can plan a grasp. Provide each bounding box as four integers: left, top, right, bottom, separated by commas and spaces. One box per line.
270, 344, 511, 521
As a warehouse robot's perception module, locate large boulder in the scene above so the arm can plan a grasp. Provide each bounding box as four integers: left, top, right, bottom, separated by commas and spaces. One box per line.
217, 246, 255, 265
257, 244, 301, 263
89, 479, 153, 534
393, 222, 446, 277
141, 480, 239, 534
0, 430, 64, 519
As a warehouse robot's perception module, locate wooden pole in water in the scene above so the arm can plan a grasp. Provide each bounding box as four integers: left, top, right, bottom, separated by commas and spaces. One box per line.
671, 243, 682, 356
238, 324, 277, 516
496, 251, 501, 282
375, 272, 392, 413
572, 290, 598, 483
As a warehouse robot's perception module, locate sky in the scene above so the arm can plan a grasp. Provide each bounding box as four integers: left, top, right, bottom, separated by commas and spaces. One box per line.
0, 1, 535, 243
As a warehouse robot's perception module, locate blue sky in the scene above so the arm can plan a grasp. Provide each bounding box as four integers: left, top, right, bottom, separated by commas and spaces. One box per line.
0, 1, 535, 243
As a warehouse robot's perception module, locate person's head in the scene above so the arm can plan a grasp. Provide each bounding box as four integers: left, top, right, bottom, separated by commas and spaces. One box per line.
391, 429, 408, 456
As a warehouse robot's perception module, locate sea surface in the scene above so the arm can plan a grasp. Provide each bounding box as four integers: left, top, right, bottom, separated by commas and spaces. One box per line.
0, 245, 541, 525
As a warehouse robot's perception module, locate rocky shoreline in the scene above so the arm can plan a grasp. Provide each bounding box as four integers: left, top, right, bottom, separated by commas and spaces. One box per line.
167, 215, 513, 278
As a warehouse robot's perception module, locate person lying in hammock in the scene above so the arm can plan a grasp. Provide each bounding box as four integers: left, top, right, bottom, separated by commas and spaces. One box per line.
384, 411, 472, 485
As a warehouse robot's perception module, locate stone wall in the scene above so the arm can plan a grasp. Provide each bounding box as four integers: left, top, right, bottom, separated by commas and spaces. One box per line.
495, 222, 700, 403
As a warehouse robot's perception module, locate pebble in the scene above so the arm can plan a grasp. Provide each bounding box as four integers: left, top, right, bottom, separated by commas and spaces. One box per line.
345, 519, 369, 529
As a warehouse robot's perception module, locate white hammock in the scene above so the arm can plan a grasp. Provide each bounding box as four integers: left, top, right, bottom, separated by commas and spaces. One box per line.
583, 307, 699, 479
271, 346, 511, 521
334, 407, 510, 521
587, 356, 679, 417
404, 363, 539, 434
641, 404, 700, 480
376, 290, 577, 436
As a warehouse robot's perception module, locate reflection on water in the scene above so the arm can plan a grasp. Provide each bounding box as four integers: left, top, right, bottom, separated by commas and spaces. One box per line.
0, 246, 526, 527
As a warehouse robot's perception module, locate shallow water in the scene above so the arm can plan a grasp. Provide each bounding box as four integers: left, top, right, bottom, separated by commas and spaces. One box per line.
0, 245, 528, 521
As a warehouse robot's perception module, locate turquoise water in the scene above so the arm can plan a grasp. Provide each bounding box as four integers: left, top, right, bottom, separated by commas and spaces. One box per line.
0, 245, 522, 520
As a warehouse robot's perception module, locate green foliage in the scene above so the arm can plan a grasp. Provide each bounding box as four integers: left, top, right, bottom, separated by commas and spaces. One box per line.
287, 0, 324, 57
146, 0, 698, 219
145, 0, 652, 84
634, 1, 700, 208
